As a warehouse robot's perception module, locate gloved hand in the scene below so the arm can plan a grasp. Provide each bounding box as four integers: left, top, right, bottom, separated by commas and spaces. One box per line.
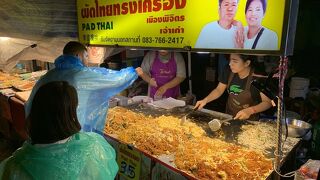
155, 85, 168, 96
149, 78, 157, 87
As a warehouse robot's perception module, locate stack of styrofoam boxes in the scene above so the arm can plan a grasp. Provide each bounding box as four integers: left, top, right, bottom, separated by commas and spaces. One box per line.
289, 77, 310, 99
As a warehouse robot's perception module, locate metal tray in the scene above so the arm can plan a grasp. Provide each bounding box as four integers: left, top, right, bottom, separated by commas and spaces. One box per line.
121, 103, 299, 159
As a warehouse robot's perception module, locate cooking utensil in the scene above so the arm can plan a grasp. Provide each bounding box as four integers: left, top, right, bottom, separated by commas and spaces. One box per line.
208, 117, 234, 132
282, 118, 312, 138
180, 108, 197, 125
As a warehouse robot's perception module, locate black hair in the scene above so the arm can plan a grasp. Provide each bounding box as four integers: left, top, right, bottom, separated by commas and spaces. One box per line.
219, 0, 239, 7
27, 81, 81, 144
245, 0, 267, 14
228, 54, 257, 67
63, 41, 87, 56
238, 54, 257, 67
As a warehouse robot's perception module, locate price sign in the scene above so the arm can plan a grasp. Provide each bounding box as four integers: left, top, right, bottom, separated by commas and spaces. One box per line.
117, 144, 141, 180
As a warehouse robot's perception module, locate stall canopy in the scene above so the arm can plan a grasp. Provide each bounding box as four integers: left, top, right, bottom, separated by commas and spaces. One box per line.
0, 0, 78, 40
0, 0, 81, 71
0, 0, 123, 71
0, 37, 75, 71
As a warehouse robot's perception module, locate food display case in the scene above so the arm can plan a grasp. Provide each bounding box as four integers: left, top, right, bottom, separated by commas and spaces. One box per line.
0, 88, 28, 140
104, 103, 300, 180
0, 70, 43, 140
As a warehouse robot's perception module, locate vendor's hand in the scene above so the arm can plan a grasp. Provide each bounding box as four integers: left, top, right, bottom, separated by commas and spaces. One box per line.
234, 108, 254, 120
234, 22, 244, 48
155, 85, 168, 96
194, 98, 208, 110
135, 67, 144, 76
149, 78, 157, 87
235, 31, 244, 48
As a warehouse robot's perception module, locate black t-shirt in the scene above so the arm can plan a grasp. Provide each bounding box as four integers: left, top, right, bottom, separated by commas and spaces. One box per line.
218, 67, 262, 104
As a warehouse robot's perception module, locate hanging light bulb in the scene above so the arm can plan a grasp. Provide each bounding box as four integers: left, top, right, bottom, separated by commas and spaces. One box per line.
0, 37, 10, 41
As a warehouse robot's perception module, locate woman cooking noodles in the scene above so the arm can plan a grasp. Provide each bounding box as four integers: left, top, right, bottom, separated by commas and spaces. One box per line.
195, 54, 272, 120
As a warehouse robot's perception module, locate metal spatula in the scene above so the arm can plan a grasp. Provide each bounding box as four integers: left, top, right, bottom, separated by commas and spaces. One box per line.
208, 117, 234, 131
180, 108, 197, 125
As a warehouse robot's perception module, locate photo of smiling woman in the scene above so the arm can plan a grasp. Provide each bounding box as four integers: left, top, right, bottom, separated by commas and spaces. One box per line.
241, 0, 279, 50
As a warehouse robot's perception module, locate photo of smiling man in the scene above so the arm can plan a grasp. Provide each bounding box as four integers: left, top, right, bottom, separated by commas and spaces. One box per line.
195, 0, 243, 49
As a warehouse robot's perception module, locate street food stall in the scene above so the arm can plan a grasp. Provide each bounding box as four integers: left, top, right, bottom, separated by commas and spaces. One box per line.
76, 0, 301, 179
0, 0, 302, 178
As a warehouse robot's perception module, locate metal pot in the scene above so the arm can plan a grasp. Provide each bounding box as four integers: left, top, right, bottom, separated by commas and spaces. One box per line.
282, 118, 312, 138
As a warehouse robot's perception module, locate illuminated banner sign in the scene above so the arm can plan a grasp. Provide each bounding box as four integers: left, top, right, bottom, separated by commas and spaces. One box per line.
77, 0, 287, 52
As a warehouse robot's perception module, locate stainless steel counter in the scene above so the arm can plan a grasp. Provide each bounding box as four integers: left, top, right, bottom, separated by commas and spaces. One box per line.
124, 103, 299, 159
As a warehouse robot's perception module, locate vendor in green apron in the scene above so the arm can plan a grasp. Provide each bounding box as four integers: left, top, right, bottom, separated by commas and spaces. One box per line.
195, 53, 272, 120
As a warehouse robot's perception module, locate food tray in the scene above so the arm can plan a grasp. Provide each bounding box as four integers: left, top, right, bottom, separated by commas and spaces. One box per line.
12, 81, 35, 91
120, 103, 299, 158
105, 105, 272, 179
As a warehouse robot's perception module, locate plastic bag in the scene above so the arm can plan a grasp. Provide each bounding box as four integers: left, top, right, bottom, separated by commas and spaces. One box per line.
295, 159, 320, 180
0, 132, 118, 179
25, 55, 138, 132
